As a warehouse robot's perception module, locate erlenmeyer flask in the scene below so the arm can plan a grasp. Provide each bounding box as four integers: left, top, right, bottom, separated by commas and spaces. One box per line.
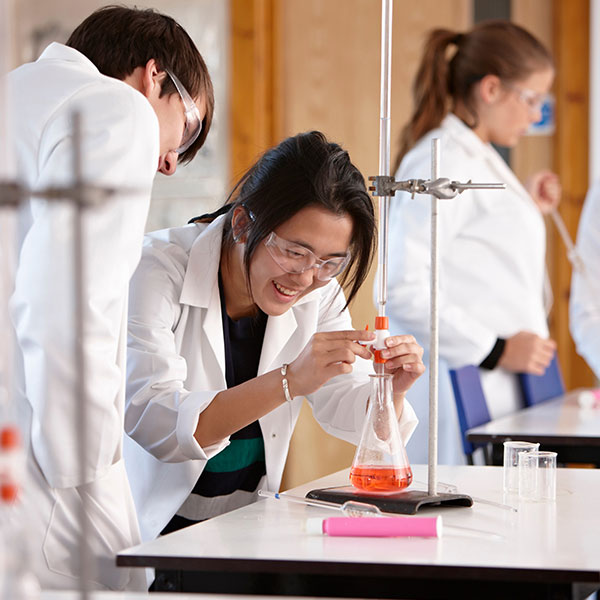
349, 373, 413, 492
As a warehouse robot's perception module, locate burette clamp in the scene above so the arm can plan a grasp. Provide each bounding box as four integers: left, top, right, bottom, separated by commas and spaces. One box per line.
368, 176, 505, 199
0, 180, 141, 208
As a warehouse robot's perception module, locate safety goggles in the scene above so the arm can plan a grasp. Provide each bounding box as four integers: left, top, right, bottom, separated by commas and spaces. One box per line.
504, 83, 546, 114
165, 68, 202, 154
264, 231, 351, 282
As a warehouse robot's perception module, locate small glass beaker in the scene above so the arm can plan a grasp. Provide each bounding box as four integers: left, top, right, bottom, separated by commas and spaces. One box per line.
503, 440, 539, 494
349, 374, 412, 492
518, 450, 557, 502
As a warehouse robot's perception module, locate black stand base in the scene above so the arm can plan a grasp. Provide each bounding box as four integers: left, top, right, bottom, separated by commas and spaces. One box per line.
306, 486, 473, 515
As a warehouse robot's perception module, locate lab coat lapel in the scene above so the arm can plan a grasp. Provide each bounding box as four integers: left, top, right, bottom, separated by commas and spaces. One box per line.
480, 144, 532, 205
258, 309, 298, 375
257, 292, 318, 374
181, 219, 227, 385
201, 280, 226, 386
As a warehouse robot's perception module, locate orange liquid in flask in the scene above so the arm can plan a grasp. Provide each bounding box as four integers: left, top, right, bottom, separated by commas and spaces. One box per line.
349, 465, 413, 492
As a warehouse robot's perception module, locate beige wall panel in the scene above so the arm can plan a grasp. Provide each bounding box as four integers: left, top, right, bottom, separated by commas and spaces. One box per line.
551, 0, 594, 389
510, 2, 559, 342
510, 0, 556, 286
511, 0, 553, 184
279, 0, 471, 490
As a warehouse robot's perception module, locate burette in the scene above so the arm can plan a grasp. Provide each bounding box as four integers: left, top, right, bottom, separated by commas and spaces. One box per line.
370, 0, 505, 498
375, 0, 392, 323
372, 0, 393, 378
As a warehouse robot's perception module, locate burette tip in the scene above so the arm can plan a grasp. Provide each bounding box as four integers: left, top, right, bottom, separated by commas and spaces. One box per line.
373, 362, 386, 375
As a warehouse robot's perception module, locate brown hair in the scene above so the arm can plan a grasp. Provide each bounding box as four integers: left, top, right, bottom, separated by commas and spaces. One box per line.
66, 5, 214, 164
394, 20, 553, 170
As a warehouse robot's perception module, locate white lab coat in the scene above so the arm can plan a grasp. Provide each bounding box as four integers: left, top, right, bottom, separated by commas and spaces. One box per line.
382, 114, 548, 464
124, 217, 418, 543
7, 43, 159, 590
570, 182, 600, 380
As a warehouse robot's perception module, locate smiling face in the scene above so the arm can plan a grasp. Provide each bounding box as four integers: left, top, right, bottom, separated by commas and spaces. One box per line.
472, 67, 554, 147
223, 205, 354, 319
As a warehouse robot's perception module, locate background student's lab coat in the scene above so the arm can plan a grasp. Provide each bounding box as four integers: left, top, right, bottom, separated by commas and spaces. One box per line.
570, 182, 600, 380
7, 43, 158, 590
381, 114, 549, 464
124, 217, 418, 543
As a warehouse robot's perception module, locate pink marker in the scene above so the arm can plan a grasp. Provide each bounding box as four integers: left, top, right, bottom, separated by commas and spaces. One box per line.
306, 516, 442, 538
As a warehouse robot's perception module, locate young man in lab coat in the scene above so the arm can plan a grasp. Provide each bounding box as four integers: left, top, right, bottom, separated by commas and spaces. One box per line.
6, 5, 213, 591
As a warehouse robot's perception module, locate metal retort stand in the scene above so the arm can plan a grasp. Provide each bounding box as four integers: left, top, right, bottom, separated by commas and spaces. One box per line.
308, 0, 504, 514
366, 139, 504, 512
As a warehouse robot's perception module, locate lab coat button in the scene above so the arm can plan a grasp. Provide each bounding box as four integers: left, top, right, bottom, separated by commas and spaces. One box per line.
271, 433, 276, 438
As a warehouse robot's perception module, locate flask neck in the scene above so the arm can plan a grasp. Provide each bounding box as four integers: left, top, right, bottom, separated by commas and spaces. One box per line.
369, 373, 394, 407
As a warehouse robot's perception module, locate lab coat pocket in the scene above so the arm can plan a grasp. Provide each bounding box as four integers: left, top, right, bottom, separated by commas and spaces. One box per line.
42, 459, 145, 591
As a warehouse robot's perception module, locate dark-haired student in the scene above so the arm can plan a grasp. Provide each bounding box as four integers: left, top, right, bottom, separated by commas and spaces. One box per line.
124, 131, 424, 555
8, 5, 213, 591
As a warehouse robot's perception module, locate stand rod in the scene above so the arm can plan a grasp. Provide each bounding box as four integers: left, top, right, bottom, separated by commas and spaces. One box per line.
73, 112, 91, 600
428, 138, 440, 496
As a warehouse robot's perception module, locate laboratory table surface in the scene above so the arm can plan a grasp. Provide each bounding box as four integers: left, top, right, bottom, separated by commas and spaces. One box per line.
117, 464, 600, 600
41, 593, 208, 599
41, 593, 343, 600
467, 392, 600, 465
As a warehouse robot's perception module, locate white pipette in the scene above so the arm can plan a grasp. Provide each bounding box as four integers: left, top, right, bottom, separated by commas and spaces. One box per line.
550, 209, 585, 273
258, 489, 381, 517
258, 489, 505, 540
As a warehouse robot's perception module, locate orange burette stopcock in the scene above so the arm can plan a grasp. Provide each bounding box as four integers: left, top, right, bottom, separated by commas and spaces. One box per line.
372, 316, 389, 367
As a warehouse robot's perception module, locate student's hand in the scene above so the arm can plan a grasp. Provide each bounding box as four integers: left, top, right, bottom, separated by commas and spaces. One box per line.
287, 329, 376, 397
526, 170, 561, 215
376, 334, 426, 396
498, 331, 557, 375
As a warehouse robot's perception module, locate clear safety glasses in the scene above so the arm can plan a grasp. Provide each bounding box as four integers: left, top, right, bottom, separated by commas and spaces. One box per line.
504, 83, 546, 114
264, 231, 351, 282
165, 68, 202, 154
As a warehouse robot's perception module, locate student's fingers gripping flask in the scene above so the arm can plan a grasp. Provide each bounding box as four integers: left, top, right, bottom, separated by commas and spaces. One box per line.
349, 372, 413, 492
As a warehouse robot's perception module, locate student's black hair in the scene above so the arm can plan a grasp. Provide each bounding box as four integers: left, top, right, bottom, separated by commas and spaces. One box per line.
191, 131, 376, 310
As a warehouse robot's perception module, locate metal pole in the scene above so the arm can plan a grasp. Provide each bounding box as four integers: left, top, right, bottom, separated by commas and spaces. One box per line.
72, 112, 91, 600
0, 0, 14, 177
0, 0, 19, 448
428, 138, 440, 496
0, 0, 14, 420
376, 0, 392, 316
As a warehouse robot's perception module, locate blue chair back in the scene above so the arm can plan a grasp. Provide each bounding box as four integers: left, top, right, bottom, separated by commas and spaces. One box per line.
518, 353, 565, 407
449, 365, 491, 458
